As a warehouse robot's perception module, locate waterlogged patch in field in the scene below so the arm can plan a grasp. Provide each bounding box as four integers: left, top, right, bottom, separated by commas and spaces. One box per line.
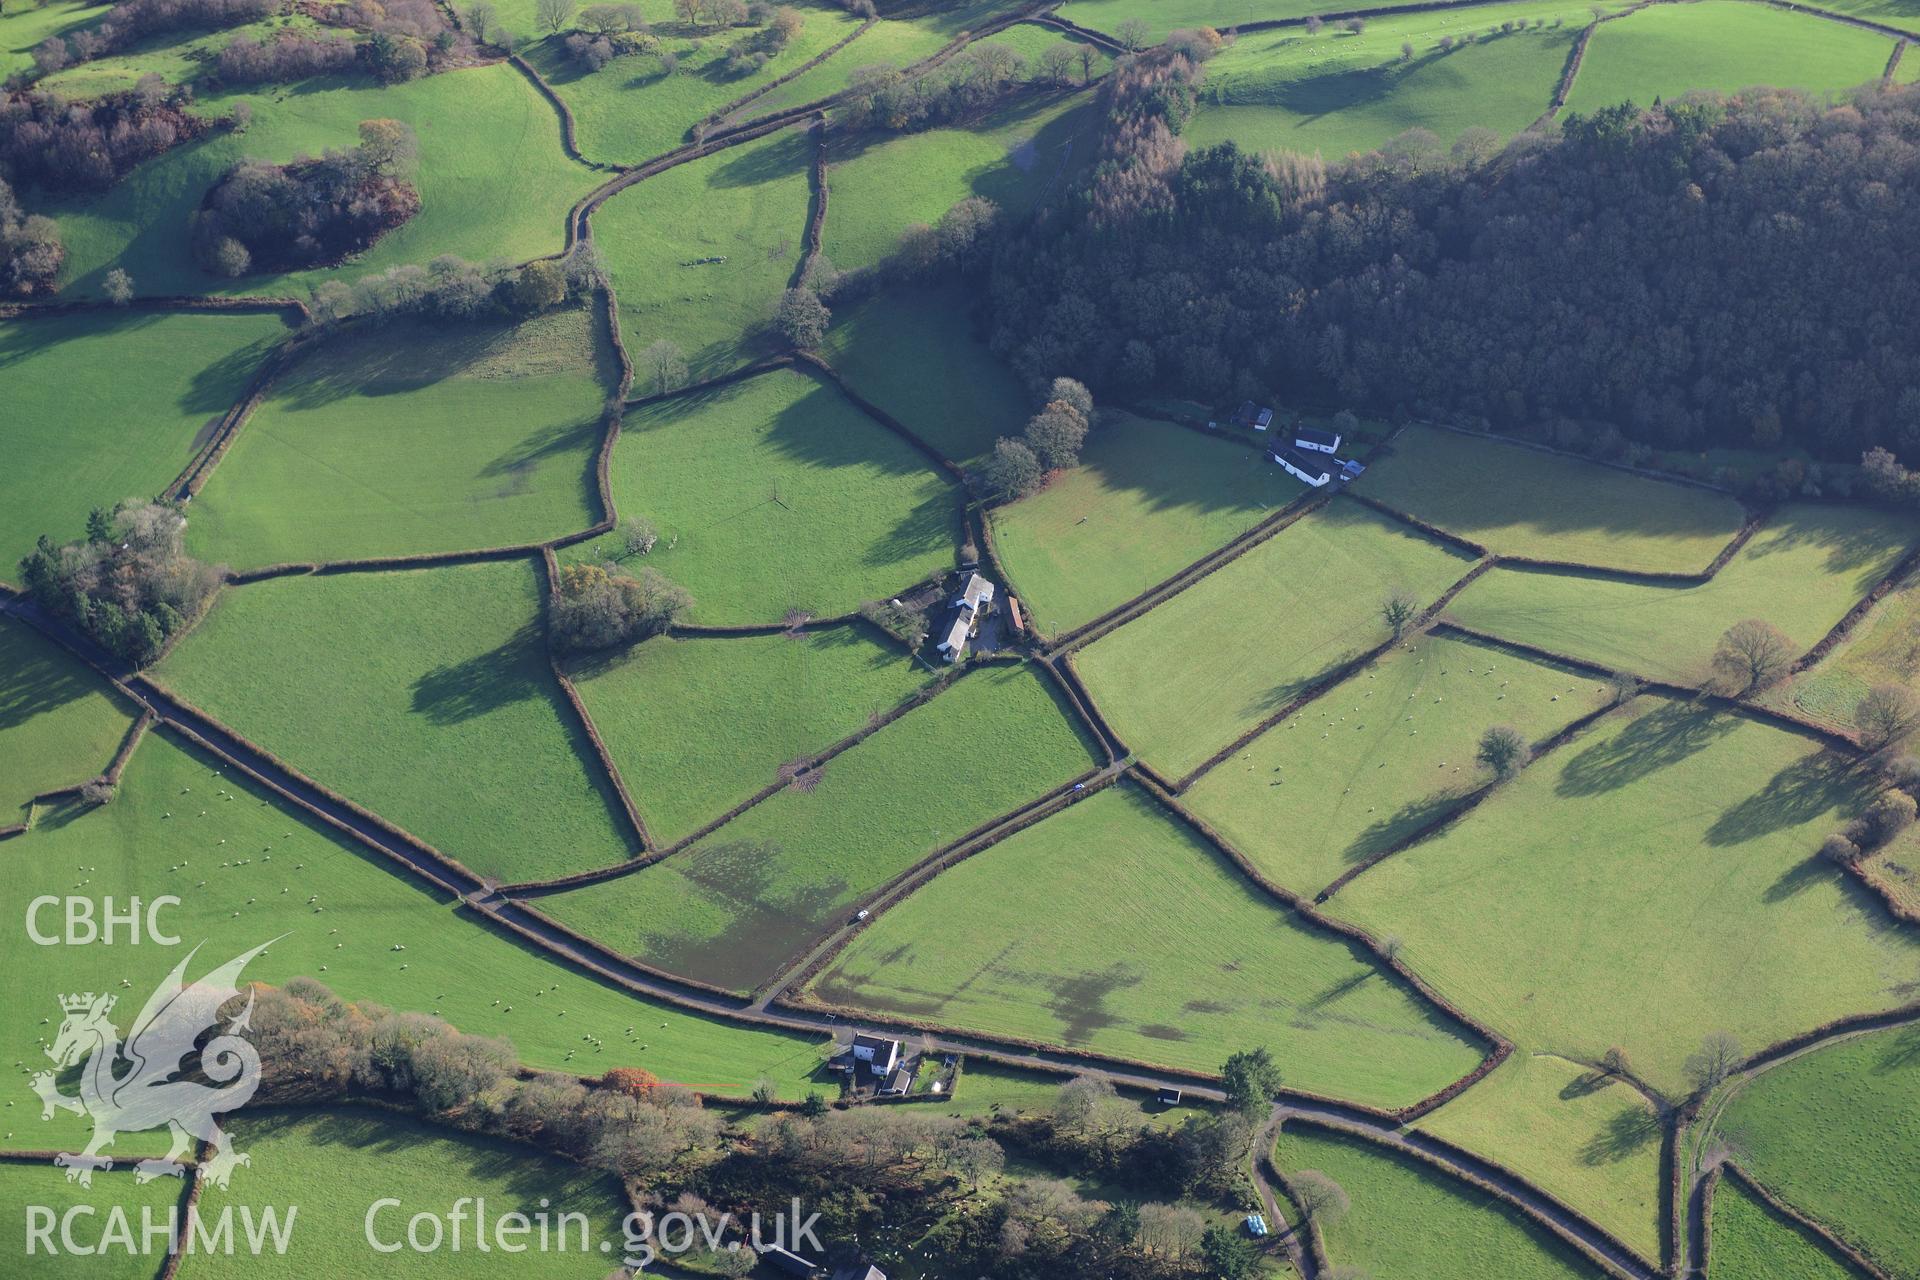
541, 663, 1097, 992
1713, 1022, 1920, 1275
568, 366, 959, 622
1330, 699, 1920, 1096
1565, 0, 1893, 113
1355, 425, 1748, 574
1189, 4, 1588, 160
1707, 1176, 1858, 1280
0, 616, 138, 819
810, 784, 1485, 1108
0, 732, 831, 1150
155, 561, 631, 883
598, 128, 813, 379
820, 282, 1030, 463
189, 1110, 629, 1280
1183, 632, 1612, 898
990, 412, 1290, 638
53, 64, 594, 299
566, 624, 932, 846
528, 2, 867, 166
1448, 504, 1920, 686
1272, 1122, 1608, 1280
1076, 499, 1477, 778
1415, 1050, 1663, 1260
0, 308, 289, 575
821, 92, 1093, 274
187, 309, 608, 569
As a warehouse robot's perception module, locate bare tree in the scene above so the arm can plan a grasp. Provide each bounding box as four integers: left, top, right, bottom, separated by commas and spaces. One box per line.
640, 338, 688, 395
1290, 1168, 1350, 1224
1684, 1031, 1742, 1092
103, 267, 134, 305
1857, 683, 1920, 752
1381, 588, 1419, 640
537, 0, 574, 33
1114, 16, 1151, 49
1711, 618, 1794, 694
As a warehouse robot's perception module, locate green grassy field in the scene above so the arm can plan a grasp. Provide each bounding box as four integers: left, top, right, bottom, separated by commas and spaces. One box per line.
155, 560, 631, 883
1356, 426, 1749, 574
1076, 498, 1478, 778
822, 92, 1093, 274
810, 784, 1485, 1108
186, 309, 606, 569
527, 3, 867, 167
1447, 504, 1920, 687
724, 5, 980, 119
540, 662, 1097, 992
1708, 1175, 1858, 1280
188, 1109, 629, 1279
1416, 1050, 1663, 1261
0, 1160, 190, 1279
1188, 4, 1586, 160
819, 281, 1031, 464
0, 616, 138, 820
52, 64, 593, 299
1055, 0, 1311, 42
1330, 698, 1920, 1096
1183, 632, 1613, 898
1766, 572, 1920, 733
1712, 1022, 1920, 1276
0, 730, 833, 1159
974, 20, 1113, 78
0, 0, 107, 79
596, 127, 813, 379
0, 308, 289, 577
1271, 1121, 1607, 1280
1564, 0, 1893, 113
988, 412, 1289, 638
566, 366, 959, 623
566, 624, 932, 846
37, 12, 321, 97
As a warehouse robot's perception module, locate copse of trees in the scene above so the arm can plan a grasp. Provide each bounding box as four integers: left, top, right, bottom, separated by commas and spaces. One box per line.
983, 376, 1096, 499
19, 501, 224, 667
837, 42, 1034, 135
214, 29, 358, 84
0, 177, 61, 295
192, 119, 420, 277
979, 85, 1920, 471
549, 561, 692, 652
27, 0, 281, 77
0, 78, 213, 194
306, 244, 604, 324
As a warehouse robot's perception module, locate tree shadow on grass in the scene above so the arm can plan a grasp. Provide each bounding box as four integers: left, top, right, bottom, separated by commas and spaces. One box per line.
409, 622, 546, 725
273, 321, 527, 412
1876, 1024, 1920, 1073
1580, 1104, 1661, 1166
1555, 701, 1738, 798
1706, 750, 1858, 849
1341, 789, 1473, 864
0, 628, 101, 730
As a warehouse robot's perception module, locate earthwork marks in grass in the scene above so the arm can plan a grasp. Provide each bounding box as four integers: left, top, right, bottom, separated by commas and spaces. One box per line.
538, 662, 1098, 994
808, 782, 1488, 1110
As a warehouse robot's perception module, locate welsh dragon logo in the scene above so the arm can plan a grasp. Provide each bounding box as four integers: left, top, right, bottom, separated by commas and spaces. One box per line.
31, 940, 273, 1189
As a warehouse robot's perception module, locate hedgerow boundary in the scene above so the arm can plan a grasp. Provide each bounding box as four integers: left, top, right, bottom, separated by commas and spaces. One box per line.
1274, 1112, 1657, 1280
0, 706, 153, 841
1716, 1163, 1895, 1280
